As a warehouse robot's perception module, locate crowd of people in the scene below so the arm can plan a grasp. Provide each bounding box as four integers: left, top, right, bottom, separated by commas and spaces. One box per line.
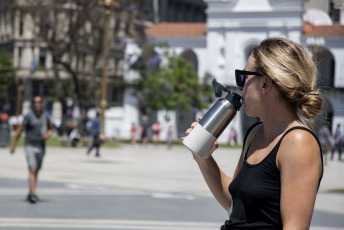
130, 115, 175, 148
318, 123, 343, 164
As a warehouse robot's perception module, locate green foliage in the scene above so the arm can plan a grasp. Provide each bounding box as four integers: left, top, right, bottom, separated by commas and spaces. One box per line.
133, 44, 212, 113
10, 135, 121, 148
0, 51, 15, 104
328, 188, 344, 194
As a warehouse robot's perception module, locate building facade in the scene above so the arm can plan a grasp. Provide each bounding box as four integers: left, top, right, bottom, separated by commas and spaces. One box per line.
140, 0, 344, 143
2, 0, 344, 143
0, 1, 134, 136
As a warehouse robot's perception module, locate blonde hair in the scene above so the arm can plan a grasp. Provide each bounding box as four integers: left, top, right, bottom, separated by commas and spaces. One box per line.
252, 37, 323, 121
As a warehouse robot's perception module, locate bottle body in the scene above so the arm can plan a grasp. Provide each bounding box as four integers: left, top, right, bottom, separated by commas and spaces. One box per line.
183, 98, 237, 159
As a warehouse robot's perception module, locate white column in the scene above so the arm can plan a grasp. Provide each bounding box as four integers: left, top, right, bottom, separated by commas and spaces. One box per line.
340, 8, 344, 24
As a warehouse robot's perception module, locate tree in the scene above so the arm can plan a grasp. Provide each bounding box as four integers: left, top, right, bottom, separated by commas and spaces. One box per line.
0, 50, 16, 112
19, 0, 152, 130
131, 43, 213, 114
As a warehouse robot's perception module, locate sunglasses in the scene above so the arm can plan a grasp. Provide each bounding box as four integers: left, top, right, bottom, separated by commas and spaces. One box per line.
235, 69, 263, 87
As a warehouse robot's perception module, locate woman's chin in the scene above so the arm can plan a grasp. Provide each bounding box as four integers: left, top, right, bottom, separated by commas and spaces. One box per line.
244, 107, 256, 118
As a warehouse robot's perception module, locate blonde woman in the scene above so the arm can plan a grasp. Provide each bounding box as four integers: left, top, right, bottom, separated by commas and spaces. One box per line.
184, 37, 323, 229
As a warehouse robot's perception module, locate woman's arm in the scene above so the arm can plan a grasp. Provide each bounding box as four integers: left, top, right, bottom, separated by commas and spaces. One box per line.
278, 129, 322, 229
184, 119, 245, 211
194, 150, 246, 211
194, 155, 233, 211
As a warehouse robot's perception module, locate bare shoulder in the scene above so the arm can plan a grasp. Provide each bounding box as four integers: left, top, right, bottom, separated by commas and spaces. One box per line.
277, 127, 321, 170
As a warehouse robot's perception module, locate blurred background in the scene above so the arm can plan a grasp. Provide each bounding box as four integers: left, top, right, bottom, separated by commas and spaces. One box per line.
0, 0, 343, 147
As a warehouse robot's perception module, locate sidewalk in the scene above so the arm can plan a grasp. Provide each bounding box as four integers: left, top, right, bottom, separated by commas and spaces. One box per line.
0, 144, 343, 229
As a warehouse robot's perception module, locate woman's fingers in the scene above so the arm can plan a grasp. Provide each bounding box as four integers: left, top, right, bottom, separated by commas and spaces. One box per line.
185, 128, 192, 135
191, 122, 198, 128
182, 117, 202, 140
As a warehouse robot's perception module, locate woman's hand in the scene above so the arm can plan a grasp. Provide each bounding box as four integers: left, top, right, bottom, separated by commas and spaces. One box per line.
182, 116, 219, 161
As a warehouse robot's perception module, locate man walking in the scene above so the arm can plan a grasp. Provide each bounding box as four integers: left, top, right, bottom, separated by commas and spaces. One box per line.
87, 112, 101, 157
10, 95, 53, 204
331, 123, 343, 160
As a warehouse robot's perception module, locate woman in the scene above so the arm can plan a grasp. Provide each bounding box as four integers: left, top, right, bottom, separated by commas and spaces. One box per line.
130, 122, 138, 145
183, 37, 323, 229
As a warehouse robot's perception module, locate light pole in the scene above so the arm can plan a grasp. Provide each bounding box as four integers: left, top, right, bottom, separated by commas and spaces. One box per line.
98, 0, 118, 136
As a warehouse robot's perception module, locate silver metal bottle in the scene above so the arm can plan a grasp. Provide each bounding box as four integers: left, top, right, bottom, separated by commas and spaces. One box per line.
183, 79, 242, 159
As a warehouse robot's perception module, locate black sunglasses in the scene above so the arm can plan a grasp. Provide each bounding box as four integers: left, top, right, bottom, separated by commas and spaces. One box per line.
235, 69, 263, 87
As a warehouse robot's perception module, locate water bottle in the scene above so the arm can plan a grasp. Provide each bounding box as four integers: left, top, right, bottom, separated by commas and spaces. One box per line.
183, 79, 242, 159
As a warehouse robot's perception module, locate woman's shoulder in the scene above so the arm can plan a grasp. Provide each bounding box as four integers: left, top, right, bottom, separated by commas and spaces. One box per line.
277, 125, 323, 188
281, 126, 319, 146
277, 126, 321, 168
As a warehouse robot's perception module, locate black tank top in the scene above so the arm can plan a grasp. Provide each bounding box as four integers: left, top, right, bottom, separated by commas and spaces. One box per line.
223, 123, 323, 229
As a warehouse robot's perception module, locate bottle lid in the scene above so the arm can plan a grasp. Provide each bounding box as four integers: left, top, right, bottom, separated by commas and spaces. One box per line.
226, 93, 242, 111
212, 78, 242, 111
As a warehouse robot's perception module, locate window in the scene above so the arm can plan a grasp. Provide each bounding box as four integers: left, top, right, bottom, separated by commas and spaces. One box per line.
19, 11, 24, 36
39, 47, 47, 69
18, 47, 22, 68
329, 1, 340, 23
111, 85, 123, 106
318, 50, 335, 88
32, 80, 49, 96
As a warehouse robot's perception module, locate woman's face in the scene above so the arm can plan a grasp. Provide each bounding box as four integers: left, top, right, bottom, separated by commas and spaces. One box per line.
240, 55, 263, 117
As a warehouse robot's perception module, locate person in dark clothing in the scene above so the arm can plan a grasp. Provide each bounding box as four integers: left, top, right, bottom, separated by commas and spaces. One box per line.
318, 124, 333, 165
331, 124, 342, 160
10, 96, 53, 204
184, 37, 324, 229
140, 115, 150, 146
87, 112, 101, 157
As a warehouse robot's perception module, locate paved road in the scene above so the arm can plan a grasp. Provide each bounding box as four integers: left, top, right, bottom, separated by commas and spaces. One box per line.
0, 144, 343, 230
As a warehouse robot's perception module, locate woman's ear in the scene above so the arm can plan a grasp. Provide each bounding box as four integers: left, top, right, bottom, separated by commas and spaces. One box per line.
262, 77, 273, 94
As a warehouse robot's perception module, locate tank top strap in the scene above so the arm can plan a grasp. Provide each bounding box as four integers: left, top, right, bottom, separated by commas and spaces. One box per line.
276, 126, 320, 148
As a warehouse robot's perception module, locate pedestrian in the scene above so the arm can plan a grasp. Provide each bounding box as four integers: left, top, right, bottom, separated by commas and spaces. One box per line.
184, 37, 324, 229
69, 127, 81, 147
167, 125, 174, 149
10, 95, 53, 204
140, 115, 150, 146
228, 127, 237, 146
87, 112, 102, 157
130, 122, 138, 146
318, 124, 333, 165
151, 121, 162, 146
331, 123, 342, 160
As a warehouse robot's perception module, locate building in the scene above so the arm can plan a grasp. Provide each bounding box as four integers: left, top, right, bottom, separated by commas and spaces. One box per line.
2, 0, 344, 142
0, 0, 146, 137
137, 0, 344, 143
155, 0, 207, 23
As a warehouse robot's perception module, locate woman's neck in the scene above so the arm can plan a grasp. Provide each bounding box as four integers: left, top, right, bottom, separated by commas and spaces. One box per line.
260, 98, 301, 141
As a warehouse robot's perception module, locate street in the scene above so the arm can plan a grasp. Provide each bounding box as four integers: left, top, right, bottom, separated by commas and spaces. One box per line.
0, 144, 343, 230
